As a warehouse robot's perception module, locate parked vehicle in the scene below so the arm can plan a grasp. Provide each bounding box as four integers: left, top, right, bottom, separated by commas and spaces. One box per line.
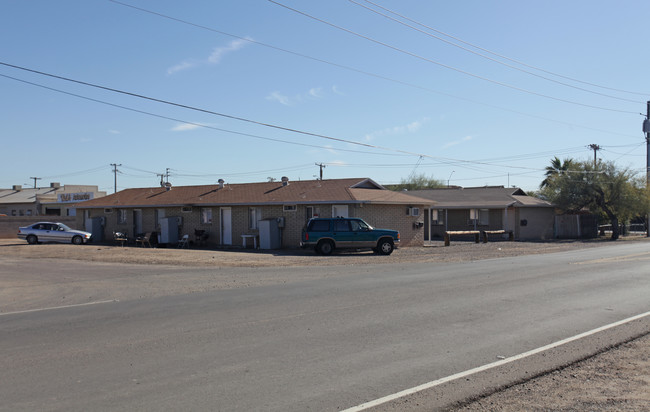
301, 217, 399, 255
17, 222, 92, 245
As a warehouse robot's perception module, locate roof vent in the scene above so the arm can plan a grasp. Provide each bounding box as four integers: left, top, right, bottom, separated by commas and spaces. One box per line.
281, 176, 289, 186
165, 182, 172, 191
218, 179, 225, 189
12, 185, 22, 191
50, 182, 61, 189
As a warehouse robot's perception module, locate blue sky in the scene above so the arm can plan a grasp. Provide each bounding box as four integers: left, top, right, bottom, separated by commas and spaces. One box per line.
2, 0, 649, 193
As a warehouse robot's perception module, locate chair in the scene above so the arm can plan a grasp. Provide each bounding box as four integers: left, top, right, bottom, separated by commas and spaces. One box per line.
178, 234, 189, 248
135, 232, 152, 247
113, 231, 128, 247
194, 229, 209, 246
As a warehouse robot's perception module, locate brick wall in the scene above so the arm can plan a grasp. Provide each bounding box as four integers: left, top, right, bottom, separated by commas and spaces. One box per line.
75, 202, 427, 248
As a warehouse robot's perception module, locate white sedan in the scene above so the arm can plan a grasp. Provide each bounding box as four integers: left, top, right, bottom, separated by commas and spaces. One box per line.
18, 222, 92, 245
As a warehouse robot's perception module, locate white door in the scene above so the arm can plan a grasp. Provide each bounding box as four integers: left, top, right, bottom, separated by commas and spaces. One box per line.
221, 207, 232, 245
332, 205, 349, 218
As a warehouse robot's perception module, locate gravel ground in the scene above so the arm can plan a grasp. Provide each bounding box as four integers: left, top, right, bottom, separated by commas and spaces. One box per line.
1, 237, 649, 410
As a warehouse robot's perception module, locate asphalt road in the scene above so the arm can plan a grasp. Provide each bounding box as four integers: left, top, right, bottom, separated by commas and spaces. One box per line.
1, 243, 649, 411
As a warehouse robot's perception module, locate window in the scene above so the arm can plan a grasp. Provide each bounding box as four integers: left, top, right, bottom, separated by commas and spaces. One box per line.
479, 209, 489, 225
201, 208, 212, 224
334, 219, 350, 231
249, 207, 260, 229
431, 209, 441, 225
283, 205, 297, 212
308, 220, 330, 231
181, 206, 192, 213
349, 219, 369, 232
469, 209, 489, 226
118, 209, 128, 225
104, 208, 113, 214
26, 210, 32, 216
67, 208, 76, 217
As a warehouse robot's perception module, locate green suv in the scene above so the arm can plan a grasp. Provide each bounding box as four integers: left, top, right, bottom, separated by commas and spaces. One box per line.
300, 218, 399, 255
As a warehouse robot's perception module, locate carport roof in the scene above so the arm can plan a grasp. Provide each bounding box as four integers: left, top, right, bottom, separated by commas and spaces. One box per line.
76, 178, 434, 208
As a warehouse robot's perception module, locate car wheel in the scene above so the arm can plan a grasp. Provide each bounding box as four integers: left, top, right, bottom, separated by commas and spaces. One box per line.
377, 239, 394, 255
26, 235, 38, 245
72, 235, 83, 245
317, 240, 334, 255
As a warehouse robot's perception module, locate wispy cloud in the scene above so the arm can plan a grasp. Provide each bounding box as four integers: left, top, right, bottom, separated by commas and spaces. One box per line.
167, 37, 252, 75
266, 86, 332, 106
108, 130, 121, 135
266, 91, 294, 106
171, 123, 203, 132
443, 135, 473, 149
208, 38, 249, 64
364, 118, 430, 141
167, 61, 198, 76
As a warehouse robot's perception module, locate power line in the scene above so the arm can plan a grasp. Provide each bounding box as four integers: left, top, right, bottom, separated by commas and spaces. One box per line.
355, 0, 649, 97
350, 0, 641, 104
268, 0, 639, 114
0, 62, 427, 157
108, 0, 640, 139
1, 67, 643, 182
0, 72, 411, 158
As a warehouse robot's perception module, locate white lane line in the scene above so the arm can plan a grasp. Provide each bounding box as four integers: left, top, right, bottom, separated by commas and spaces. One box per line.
1, 299, 119, 316
342, 310, 650, 412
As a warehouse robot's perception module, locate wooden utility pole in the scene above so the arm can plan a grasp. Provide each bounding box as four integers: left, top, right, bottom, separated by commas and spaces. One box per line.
643, 101, 650, 237
110, 163, 121, 194
29, 177, 41, 189
315, 163, 326, 180
588, 144, 601, 167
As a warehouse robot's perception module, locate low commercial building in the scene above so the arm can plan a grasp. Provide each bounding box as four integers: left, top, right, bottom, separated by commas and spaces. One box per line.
0, 183, 106, 217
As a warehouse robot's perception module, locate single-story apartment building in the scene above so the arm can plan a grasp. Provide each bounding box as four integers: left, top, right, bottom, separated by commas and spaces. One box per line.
0, 182, 106, 217
408, 186, 556, 241
75, 177, 433, 248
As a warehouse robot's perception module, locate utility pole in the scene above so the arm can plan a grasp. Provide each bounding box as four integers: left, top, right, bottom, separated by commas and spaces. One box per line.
29, 177, 41, 189
315, 163, 326, 180
588, 144, 601, 167
110, 163, 121, 194
643, 101, 650, 237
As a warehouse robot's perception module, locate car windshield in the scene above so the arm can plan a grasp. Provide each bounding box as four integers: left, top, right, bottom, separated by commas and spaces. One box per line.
58, 223, 72, 231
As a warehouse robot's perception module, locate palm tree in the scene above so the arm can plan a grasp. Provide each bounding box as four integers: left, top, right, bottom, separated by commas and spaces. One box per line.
540, 157, 574, 188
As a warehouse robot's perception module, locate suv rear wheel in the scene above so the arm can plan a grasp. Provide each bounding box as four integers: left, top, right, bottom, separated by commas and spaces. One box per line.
377, 238, 394, 255
317, 240, 334, 255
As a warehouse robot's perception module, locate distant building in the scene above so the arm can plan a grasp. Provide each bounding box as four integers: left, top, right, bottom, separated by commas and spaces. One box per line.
0, 183, 107, 217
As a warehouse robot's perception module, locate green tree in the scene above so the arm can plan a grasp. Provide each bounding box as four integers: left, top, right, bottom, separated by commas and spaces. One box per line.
540, 156, 574, 189
541, 159, 649, 240
388, 173, 445, 191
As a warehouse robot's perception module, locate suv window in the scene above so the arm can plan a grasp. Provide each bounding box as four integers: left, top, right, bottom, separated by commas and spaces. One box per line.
349, 219, 367, 232
309, 220, 331, 232
334, 219, 350, 232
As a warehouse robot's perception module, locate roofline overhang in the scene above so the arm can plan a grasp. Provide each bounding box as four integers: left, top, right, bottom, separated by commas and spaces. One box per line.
77, 200, 435, 209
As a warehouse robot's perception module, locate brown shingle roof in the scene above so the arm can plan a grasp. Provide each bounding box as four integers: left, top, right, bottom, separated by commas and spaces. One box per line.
76, 178, 433, 208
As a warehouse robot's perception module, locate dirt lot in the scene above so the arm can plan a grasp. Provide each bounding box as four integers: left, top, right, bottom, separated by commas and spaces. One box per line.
1, 237, 649, 411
